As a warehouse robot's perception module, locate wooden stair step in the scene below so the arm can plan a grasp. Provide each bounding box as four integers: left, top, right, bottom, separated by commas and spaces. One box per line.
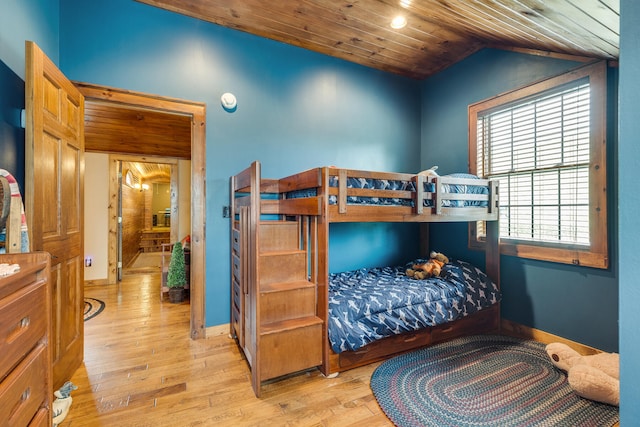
140, 232, 170, 238
259, 249, 305, 256
139, 230, 171, 252
261, 316, 323, 335
260, 281, 317, 324
259, 250, 307, 284
259, 221, 300, 252
261, 280, 315, 293
259, 317, 323, 381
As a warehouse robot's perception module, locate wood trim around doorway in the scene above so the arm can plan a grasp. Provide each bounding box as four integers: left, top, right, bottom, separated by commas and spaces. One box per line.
74, 81, 207, 340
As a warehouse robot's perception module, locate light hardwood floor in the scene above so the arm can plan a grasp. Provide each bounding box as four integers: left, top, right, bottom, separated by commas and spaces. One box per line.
127, 252, 163, 272
60, 272, 393, 427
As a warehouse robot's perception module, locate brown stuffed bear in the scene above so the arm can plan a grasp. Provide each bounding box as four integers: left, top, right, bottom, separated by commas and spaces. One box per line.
406, 251, 449, 280
545, 342, 619, 406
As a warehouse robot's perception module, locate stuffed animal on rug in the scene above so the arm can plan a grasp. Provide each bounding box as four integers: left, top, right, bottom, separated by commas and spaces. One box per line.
406, 251, 449, 280
545, 342, 619, 406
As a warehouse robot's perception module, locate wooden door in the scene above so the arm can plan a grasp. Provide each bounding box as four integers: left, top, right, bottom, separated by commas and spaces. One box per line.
25, 41, 85, 389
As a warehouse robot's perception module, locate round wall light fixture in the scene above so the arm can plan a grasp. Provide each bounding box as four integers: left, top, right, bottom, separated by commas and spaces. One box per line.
221, 92, 237, 112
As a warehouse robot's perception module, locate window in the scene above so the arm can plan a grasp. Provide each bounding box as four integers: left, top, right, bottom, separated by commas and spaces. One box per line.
469, 61, 608, 269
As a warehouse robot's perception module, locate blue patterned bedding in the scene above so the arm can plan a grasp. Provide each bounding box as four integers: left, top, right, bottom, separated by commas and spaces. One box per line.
327, 176, 414, 206
328, 259, 500, 353
425, 173, 489, 207
286, 174, 489, 207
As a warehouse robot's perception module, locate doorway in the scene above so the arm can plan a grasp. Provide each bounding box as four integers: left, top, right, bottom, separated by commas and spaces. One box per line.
76, 82, 206, 340
117, 159, 180, 279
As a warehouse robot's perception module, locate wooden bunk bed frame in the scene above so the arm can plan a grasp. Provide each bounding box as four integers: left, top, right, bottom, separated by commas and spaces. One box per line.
231, 161, 500, 395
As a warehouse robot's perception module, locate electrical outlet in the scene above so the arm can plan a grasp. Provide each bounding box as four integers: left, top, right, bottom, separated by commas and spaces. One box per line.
222, 206, 231, 218
85, 257, 92, 267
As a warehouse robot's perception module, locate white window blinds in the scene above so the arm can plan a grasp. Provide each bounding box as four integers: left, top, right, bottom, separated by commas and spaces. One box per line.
477, 81, 591, 246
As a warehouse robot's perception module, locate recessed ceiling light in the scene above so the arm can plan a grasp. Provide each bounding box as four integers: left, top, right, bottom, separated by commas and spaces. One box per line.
400, 0, 411, 8
390, 15, 407, 29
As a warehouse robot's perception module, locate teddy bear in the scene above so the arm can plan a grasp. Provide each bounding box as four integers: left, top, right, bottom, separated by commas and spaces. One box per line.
406, 251, 449, 280
545, 342, 619, 406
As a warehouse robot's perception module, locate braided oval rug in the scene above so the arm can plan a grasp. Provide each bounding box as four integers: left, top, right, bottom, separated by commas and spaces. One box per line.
370, 335, 619, 427
84, 298, 105, 321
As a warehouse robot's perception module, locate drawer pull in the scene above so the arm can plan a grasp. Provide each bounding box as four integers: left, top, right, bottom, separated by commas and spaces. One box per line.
20, 316, 31, 328
7, 316, 31, 343
21, 387, 31, 402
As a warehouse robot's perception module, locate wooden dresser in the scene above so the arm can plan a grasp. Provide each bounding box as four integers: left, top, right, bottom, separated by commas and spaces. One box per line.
0, 252, 52, 426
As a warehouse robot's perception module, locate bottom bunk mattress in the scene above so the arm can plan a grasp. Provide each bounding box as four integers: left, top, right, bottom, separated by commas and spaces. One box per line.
328, 259, 500, 353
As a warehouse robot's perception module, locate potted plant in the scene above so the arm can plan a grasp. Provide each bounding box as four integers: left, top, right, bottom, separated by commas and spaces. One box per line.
166, 242, 187, 303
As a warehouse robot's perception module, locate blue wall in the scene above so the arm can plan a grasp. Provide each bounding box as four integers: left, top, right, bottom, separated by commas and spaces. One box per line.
58, 0, 422, 326
0, 0, 59, 79
0, 60, 26, 192
619, 0, 640, 422
0, 0, 59, 198
421, 49, 619, 353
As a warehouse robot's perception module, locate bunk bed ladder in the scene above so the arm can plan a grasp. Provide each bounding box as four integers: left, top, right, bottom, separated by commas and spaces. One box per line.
231, 161, 323, 397
254, 217, 323, 395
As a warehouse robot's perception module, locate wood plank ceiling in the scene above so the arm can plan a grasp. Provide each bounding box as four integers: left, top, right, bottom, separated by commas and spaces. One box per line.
135, 0, 619, 80
83, 101, 189, 182
84, 101, 192, 159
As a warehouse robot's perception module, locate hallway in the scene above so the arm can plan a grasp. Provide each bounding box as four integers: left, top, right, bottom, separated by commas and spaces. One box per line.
126, 251, 163, 274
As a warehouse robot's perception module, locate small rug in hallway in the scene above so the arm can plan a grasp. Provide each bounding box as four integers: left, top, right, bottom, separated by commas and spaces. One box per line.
370, 335, 619, 427
84, 298, 105, 321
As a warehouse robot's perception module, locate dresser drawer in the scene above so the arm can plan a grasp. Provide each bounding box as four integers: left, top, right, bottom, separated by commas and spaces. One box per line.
0, 343, 48, 427
29, 408, 50, 427
0, 281, 47, 381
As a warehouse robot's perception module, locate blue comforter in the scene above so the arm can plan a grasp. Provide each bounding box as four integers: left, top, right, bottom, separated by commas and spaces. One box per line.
328, 260, 500, 353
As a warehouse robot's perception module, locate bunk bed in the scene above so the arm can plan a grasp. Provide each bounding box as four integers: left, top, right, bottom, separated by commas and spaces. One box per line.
230, 161, 500, 396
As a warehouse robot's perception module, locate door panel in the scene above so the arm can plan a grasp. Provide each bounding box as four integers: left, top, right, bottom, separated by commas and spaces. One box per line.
60, 255, 82, 351
40, 131, 61, 239
25, 41, 85, 389
62, 142, 81, 234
